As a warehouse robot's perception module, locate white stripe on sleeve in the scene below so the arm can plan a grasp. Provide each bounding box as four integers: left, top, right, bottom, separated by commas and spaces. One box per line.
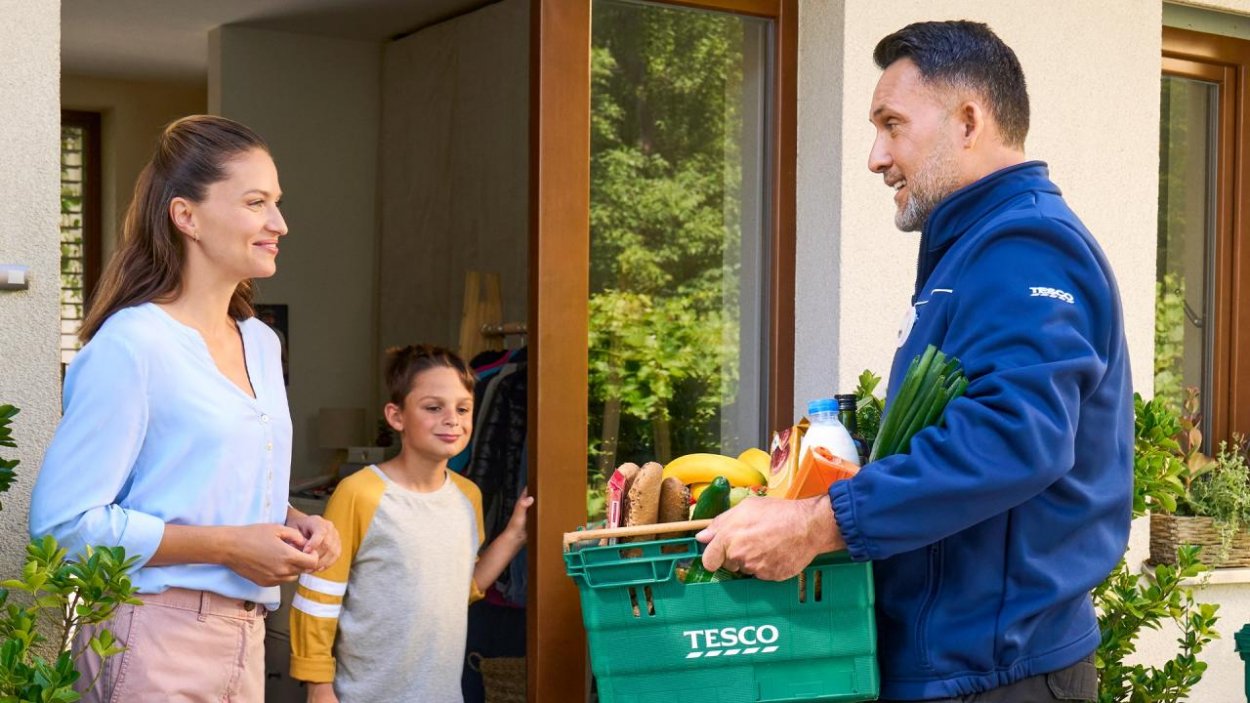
299, 573, 348, 597
292, 594, 343, 619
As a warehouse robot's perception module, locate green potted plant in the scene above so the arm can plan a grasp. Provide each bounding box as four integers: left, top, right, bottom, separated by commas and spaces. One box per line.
0, 404, 139, 702
1149, 388, 1250, 568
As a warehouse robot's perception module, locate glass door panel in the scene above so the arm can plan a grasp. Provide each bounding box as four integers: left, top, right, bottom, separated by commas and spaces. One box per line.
587, 0, 773, 517
1156, 76, 1217, 425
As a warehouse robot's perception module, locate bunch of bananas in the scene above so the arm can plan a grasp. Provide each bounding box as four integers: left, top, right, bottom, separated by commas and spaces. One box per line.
663, 449, 769, 501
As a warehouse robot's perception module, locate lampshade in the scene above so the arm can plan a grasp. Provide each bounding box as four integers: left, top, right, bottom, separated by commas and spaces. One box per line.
318, 407, 366, 449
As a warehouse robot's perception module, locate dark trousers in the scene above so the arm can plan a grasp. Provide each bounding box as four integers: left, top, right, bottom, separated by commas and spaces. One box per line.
879, 653, 1098, 703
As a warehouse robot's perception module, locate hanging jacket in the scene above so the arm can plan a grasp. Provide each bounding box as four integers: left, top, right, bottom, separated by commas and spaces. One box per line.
827, 161, 1133, 700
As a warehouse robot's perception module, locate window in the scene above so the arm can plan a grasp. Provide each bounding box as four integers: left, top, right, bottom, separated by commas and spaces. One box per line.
586, 0, 777, 517
1157, 27, 1250, 445
59, 111, 102, 367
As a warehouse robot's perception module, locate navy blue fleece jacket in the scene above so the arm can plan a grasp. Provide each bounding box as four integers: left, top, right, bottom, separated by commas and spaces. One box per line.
827, 161, 1133, 700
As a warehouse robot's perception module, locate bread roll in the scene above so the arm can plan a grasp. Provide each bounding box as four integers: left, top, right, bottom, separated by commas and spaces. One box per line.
623, 462, 663, 542
658, 477, 690, 524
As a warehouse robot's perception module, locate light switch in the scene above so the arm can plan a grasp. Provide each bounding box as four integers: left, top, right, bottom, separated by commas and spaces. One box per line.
0, 265, 29, 291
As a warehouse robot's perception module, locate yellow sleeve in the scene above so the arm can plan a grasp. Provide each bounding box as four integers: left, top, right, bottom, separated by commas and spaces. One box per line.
449, 472, 487, 604
289, 470, 385, 683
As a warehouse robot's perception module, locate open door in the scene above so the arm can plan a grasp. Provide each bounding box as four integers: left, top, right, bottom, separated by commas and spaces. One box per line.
528, 1, 795, 700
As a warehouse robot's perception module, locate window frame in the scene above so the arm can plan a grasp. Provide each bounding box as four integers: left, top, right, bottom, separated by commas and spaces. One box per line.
60, 110, 102, 307
1161, 26, 1250, 445
528, 1, 796, 700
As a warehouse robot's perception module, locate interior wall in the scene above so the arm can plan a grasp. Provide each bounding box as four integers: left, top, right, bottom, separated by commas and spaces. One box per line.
210, 25, 381, 482
0, 0, 60, 583
60, 75, 206, 258
378, 0, 529, 357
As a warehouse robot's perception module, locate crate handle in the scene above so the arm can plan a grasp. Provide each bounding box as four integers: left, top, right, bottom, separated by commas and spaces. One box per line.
562, 519, 714, 552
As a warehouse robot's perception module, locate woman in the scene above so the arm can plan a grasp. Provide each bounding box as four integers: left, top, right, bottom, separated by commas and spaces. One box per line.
30, 115, 340, 701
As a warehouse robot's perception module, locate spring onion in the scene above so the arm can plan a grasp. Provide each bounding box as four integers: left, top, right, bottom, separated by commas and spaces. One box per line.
868, 345, 968, 462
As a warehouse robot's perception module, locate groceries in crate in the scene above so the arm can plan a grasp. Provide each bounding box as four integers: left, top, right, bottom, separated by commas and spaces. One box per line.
767, 399, 862, 500
869, 344, 968, 461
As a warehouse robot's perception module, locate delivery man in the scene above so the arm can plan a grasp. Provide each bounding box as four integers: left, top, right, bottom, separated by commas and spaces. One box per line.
697, 20, 1132, 703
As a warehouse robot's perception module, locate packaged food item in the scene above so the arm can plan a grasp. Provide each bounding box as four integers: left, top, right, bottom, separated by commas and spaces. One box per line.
766, 417, 807, 498
768, 400, 861, 499
607, 463, 640, 536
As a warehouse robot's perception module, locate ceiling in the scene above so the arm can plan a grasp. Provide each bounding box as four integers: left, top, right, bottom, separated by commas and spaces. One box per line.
62, 0, 495, 81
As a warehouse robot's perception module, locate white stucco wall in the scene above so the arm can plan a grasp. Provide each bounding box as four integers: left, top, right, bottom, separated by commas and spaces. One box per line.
796, 0, 1159, 406
0, 1, 60, 582
210, 26, 381, 482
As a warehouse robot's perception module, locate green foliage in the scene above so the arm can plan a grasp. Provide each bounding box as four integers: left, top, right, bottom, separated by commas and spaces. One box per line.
0, 404, 138, 702
1153, 273, 1185, 411
1181, 438, 1250, 565
1095, 546, 1219, 703
587, 4, 746, 470
0, 407, 18, 509
853, 371, 884, 448
1095, 393, 1218, 702
1132, 393, 1187, 517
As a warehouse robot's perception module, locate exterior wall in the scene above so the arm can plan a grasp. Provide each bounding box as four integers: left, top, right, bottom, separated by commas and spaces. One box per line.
210, 26, 381, 482
61, 75, 206, 259
796, 0, 1159, 407
0, 0, 60, 584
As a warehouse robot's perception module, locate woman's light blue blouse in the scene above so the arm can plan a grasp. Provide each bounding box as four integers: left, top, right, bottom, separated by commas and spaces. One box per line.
30, 303, 292, 607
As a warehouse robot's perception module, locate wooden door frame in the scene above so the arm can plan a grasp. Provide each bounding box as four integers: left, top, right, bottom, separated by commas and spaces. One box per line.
1161, 26, 1250, 445
527, 1, 796, 700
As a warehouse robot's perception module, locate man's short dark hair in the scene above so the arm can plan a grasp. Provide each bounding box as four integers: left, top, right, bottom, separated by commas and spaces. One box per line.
874, 21, 1029, 148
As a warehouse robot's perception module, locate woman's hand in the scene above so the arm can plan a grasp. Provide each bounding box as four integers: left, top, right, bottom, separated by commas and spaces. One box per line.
221, 524, 319, 586
286, 510, 342, 571
306, 682, 339, 703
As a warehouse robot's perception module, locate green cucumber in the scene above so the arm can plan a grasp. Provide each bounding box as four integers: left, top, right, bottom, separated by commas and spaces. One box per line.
690, 476, 731, 521
683, 476, 736, 584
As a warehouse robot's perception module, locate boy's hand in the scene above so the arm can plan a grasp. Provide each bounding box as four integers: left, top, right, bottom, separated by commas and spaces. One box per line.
286, 511, 342, 572
505, 487, 534, 541
306, 682, 339, 703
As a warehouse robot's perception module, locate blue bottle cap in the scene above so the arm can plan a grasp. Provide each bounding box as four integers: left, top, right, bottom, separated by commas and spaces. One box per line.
807, 398, 839, 415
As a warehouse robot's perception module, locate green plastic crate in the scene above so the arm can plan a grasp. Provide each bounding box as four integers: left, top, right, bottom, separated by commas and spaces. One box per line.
564, 536, 878, 703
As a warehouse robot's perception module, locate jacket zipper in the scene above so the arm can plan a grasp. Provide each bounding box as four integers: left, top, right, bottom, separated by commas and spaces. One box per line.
912, 227, 932, 305
915, 541, 943, 671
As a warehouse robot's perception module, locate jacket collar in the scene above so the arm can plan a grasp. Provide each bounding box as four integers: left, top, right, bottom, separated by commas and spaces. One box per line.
912, 160, 1058, 300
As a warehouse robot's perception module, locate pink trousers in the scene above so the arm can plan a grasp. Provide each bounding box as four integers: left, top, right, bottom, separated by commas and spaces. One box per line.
74, 588, 267, 703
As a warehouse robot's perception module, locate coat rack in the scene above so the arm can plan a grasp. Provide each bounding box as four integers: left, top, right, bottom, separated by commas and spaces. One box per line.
459, 271, 527, 361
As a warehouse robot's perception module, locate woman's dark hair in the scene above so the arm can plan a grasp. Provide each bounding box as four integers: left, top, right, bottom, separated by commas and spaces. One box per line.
874, 20, 1030, 148
81, 115, 270, 341
384, 344, 475, 405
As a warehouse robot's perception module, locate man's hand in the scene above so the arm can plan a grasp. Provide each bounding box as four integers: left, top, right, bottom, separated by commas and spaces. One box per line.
286, 510, 342, 572
221, 524, 319, 586
696, 494, 845, 581
306, 682, 339, 703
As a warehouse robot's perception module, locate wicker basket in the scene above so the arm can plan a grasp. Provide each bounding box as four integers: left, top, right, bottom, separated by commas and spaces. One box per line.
467, 652, 526, 703
1149, 513, 1250, 568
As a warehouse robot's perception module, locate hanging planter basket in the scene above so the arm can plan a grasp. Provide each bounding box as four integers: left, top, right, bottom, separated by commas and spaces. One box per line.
1150, 513, 1250, 568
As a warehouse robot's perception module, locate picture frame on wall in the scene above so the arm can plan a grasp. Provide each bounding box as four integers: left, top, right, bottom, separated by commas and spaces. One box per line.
255, 303, 290, 385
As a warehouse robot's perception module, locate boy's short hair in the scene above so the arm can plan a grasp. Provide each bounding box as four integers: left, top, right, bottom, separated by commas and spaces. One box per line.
384, 344, 475, 405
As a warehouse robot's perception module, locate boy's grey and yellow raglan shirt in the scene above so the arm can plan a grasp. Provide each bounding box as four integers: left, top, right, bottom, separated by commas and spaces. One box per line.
290, 466, 485, 702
